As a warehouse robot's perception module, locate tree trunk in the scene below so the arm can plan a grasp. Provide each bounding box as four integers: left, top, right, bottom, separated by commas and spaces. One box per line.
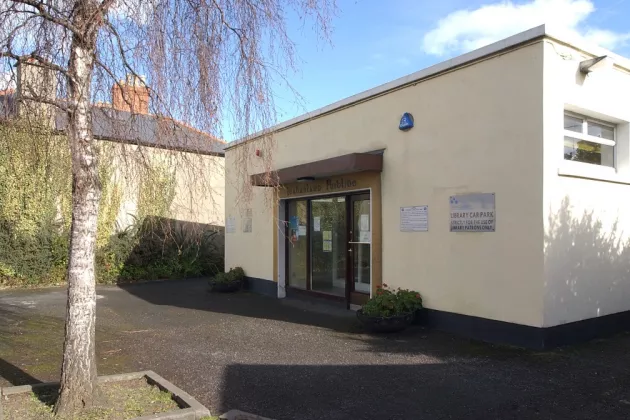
54, 2, 101, 415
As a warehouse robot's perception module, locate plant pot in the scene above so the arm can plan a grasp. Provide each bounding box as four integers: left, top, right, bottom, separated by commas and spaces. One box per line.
356, 309, 414, 333
208, 279, 242, 293
412, 308, 428, 326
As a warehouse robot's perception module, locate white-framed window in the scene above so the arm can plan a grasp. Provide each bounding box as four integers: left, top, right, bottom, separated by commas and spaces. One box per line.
564, 112, 616, 168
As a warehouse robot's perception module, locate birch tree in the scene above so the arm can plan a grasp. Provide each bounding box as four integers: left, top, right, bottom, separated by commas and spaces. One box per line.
0, 0, 334, 416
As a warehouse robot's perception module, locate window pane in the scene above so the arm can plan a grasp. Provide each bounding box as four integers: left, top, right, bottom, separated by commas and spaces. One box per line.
288, 200, 308, 289
587, 121, 614, 141
564, 136, 614, 167
564, 115, 583, 133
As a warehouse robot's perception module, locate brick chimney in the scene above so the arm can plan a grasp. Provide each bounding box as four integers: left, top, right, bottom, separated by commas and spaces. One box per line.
112, 74, 149, 114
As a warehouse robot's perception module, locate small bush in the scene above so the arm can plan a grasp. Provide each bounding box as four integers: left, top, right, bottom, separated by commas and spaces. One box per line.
211, 267, 245, 285
361, 284, 423, 317
0, 123, 224, 288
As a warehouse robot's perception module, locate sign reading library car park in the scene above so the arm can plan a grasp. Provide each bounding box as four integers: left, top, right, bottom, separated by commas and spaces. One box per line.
449, 193, 495, 232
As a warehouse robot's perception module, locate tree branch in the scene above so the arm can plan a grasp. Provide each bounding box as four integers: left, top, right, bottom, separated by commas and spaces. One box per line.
20, 94, 69, 111
0, 51, 74, 82
9, 0, 84, 39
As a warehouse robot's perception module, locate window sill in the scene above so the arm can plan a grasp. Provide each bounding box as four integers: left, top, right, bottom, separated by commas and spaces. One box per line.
558, 162, 630, 185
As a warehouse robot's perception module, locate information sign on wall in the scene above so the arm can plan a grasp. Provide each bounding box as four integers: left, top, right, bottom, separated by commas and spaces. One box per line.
226, 216, 235, 234
400, 206, 428, 232
449, 193, 495, 232
242, 209, 253, 233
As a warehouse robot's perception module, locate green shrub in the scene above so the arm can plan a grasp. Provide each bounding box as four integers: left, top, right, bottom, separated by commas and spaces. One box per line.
211, 267, 245, 285
0, 121, 224, 288
361, 284, 423, 317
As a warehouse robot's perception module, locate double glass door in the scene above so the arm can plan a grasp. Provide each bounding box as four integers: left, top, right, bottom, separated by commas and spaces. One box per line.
286, 192, 371, 306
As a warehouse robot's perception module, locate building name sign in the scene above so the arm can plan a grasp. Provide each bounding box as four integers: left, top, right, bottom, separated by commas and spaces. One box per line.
449, 193, 495, 232
285, 178, 358, 196
326, 178, 357, 191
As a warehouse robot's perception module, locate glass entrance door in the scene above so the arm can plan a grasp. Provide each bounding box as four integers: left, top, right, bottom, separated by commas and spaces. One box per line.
349, 194, 371, 304
285, 191, 371, 306
310, 197, 346, 297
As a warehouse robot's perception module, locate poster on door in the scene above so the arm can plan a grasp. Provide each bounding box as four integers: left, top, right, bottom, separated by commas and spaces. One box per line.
289, 215, 299, 243
360, 214, 369, 231
322, 230, 332, 252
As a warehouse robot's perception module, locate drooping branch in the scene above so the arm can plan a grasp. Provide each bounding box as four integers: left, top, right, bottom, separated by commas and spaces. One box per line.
0, 51, 74, 82
9, 0, 84, 40
21, 93, 69, 111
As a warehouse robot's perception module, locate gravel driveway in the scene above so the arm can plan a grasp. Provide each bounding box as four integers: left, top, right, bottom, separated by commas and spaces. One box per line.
1, 279, 630, 419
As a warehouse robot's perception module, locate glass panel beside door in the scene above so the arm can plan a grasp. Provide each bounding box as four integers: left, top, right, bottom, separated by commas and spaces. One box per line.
287, 200, 308, 289
350, 194, 371, 299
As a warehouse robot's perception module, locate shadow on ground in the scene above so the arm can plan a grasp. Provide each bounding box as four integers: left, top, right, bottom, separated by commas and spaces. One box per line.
3, 281, 630, 419
217, 360, 630, 420
0, 303, 134, 388
117, 278, 362, 334
117, 279, 533, 360
117, 277, 630, 359
0, 356, 41, 386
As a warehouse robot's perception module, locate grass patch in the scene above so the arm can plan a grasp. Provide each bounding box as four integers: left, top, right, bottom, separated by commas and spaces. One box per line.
3, 378, 180, 420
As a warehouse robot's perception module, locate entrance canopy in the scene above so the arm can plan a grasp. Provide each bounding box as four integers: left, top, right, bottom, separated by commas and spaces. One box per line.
251, 152, 383, 186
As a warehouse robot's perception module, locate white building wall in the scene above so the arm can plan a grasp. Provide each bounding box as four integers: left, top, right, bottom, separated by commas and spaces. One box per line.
224, 144, 275, 279
542, 40, 630, 327
226, 41, 546, 327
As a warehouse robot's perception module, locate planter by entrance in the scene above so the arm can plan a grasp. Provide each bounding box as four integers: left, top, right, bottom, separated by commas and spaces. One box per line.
356, 309, 414, 333
413, 308, 428, 326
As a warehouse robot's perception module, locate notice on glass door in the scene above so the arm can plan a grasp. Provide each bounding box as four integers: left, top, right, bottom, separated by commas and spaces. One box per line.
400, 206, 428, 232
313, 216, 321, 232
360, 214, 370, 231
323, 240, 332, 252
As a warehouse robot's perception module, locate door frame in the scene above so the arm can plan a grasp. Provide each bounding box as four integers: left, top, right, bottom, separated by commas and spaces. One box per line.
284, 190, 371, 307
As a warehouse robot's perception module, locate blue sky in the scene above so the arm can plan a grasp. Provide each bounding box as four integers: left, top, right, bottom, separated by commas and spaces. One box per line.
250, 0, 630, 141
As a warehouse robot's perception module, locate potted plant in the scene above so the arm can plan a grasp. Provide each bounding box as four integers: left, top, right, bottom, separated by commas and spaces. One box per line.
357, 284, 423, 333
208, 267, 245, 293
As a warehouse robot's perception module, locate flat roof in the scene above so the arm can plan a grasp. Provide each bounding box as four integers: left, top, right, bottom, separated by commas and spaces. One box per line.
225, 24, 630, 151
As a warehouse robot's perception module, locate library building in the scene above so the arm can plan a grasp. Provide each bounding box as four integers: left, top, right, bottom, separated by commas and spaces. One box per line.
224, 26, 630, 349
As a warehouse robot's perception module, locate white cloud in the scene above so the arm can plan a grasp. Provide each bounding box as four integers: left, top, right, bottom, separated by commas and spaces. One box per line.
422, 0, 630, 56
109, 0, 157, 26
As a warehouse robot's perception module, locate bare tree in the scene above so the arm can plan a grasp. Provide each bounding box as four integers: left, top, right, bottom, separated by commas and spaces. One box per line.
0, 0, 334, 416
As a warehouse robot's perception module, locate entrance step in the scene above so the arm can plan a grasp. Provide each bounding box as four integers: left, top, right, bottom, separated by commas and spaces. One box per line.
281, 294, 355, 318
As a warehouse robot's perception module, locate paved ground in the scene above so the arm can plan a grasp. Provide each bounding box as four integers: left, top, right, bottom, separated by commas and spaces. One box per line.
1, 279, 630, 420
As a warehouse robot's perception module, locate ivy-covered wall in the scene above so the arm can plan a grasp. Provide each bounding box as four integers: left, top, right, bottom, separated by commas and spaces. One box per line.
0, 121, 224, 287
